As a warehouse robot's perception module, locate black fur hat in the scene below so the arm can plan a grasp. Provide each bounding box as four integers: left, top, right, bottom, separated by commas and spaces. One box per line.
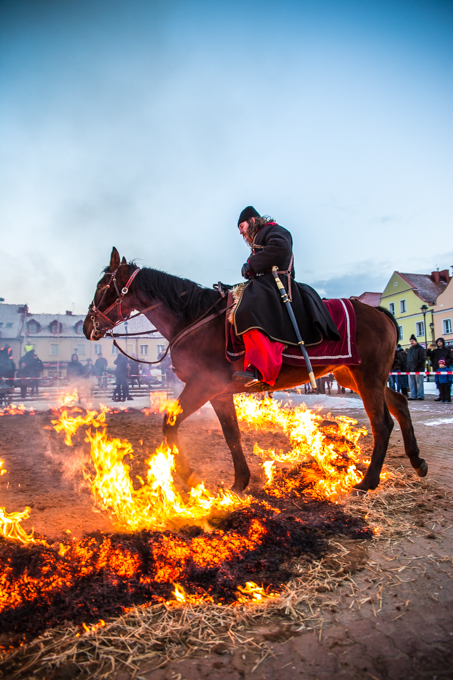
238, 206, 260, 226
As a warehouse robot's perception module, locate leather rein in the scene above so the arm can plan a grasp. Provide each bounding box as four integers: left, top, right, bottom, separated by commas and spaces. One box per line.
89, 266, 232, 366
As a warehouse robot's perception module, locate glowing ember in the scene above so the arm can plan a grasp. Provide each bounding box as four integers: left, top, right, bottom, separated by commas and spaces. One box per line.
234, 394, 368, 498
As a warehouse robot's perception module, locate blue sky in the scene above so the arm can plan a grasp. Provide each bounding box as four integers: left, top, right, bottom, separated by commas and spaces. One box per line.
0, 0, 452, 312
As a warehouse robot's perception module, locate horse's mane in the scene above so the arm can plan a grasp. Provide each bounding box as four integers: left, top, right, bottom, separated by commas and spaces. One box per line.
130, 265, 223, 322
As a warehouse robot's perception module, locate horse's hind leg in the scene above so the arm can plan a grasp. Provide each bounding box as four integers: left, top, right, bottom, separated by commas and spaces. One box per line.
211, 395, 250, 493
385, 387, 428, 477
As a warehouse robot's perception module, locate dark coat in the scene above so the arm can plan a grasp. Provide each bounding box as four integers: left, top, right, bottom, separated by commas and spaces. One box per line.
427, 342, 453, 371
233, 223, 340, 346
392, 347, 407, 371
114, 354, 129, 378
406, 343, 426, 371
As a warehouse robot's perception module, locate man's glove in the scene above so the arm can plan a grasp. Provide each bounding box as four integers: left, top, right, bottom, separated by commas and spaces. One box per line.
241, 263, 254, 279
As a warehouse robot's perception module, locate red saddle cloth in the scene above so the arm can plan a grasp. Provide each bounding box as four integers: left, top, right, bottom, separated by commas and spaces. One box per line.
226, 298, 361, 366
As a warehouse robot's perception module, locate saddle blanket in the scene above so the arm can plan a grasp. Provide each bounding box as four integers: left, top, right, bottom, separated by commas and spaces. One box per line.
226, 298, 361, 366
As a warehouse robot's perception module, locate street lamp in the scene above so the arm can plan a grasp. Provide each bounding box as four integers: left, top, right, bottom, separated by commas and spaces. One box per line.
420, 305, 428, 348
429, 322, 435, 342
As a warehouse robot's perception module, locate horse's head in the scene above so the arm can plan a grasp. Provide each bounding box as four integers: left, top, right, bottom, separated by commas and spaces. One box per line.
83, 247, 139, 341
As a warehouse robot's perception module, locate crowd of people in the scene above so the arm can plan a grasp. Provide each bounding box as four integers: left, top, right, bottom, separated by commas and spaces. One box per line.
0, 344, 180, 403
390, 336, 452, 403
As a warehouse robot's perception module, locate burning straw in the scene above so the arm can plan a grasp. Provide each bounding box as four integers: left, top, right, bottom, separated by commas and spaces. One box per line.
0, 394, 447, 679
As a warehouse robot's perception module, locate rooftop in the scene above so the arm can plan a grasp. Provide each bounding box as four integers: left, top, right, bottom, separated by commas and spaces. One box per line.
398, 272, 448, 305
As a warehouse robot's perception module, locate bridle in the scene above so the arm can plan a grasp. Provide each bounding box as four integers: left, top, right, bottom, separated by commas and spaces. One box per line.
89, 266, 161, 336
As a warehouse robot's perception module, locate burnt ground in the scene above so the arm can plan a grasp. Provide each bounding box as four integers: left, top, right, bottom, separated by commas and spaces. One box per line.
0, 392, 452, 679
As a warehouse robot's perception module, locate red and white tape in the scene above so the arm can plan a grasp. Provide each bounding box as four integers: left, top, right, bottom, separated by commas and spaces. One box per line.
389, 371, 453, 375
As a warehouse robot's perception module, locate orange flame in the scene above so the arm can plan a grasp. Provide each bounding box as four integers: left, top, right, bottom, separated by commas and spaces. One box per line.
236, 581, 279, 603
234, 395, 368, 499
0, 460, 35, 544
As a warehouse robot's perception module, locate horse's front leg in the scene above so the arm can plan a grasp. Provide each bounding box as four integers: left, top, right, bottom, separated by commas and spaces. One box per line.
162, 379, 213, 487
211, 395, 250, 493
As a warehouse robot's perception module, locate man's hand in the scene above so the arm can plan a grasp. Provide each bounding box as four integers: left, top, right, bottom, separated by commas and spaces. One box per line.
241, 263, 254, 279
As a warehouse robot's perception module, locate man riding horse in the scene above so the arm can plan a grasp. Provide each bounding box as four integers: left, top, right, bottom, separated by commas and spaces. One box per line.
232, 206, 340, 388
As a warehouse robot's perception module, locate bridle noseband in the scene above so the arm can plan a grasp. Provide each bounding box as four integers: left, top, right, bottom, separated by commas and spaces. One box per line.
89, 266, 143, 334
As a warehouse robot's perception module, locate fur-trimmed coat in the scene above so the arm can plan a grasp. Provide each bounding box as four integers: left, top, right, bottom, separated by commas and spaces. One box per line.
232, 223, 340, 346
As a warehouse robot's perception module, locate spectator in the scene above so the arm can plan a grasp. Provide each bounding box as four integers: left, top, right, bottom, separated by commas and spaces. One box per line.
436, 358, 452, 403
129, 355, 141, 387
0, 346, 16, 387
114, 354, 133, 401
94, 353, 108, 389
67, 353, 84, 381
406, 335, 426, 401
83, 358, 95, 378
390, 344, 408, 397
17, 349, 35, 399
427, 338, 453, 403
29, 352, 44, 397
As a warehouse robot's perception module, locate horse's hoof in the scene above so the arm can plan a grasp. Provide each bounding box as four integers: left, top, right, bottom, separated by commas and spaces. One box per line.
415, 459, 428, 478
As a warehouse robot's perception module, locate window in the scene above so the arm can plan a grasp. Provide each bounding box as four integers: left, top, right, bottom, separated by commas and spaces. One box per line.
389, 303, 395, 315
400, 299, 406, 313
157, 345, 166, 355
416, 321, 424, 337
112, 344, 119, 355
50, 344, 59, 356
94, 344, 102, 355
50, 321, 62, 334
398, 326, 403, 341
28, 322, 38, 333
77, 344, 86, 355
6, 322, 12, 328
75, 321, 84, 334
443, 318, 452, 335
140, 345, 148, 356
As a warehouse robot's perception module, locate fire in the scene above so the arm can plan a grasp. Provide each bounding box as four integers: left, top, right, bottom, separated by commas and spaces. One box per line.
236, 581, 278, 603
0, 403, 35, 416
57, 388, 79, 408
234, 395, 368, 498
0, 460, 35, 545
143, 392, 183, 426
51, 408, 250, 531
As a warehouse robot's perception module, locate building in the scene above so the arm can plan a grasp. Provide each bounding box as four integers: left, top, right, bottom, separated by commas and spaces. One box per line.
350, 292, 382, 307
432, 272, 453, 346
0, 303, 167, 377
380, 271, 450, 348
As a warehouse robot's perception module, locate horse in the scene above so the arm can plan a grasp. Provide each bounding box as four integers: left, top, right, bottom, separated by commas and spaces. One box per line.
83, 248, 427, 494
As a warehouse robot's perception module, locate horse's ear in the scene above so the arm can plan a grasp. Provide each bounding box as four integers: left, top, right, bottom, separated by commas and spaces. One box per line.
121, 256, 127, 265
109, 247, 120, 271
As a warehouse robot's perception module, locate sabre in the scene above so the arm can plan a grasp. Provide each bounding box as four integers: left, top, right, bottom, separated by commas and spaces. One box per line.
272, 266, 317, 390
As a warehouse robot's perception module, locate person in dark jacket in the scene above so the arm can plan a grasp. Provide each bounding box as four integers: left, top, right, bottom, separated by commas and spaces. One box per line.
406, 335, 426, 400
29, 352, 44, 396
232, 207, 340, 387
427, 338, 453, 371
114, 354, 133, 401
67, 353, 84, 381
390, 345, 408, 396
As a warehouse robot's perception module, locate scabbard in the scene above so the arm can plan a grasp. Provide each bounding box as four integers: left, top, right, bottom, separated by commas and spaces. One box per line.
271, 266, 317, 389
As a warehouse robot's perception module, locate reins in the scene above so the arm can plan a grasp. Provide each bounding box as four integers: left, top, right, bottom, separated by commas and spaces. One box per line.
91, 265, 232, 365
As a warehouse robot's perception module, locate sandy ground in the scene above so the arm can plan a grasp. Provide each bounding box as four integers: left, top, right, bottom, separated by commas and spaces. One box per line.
0, 386, 452, 679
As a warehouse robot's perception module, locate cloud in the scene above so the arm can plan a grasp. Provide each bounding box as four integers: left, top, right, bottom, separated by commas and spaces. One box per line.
308, 259, 391, 298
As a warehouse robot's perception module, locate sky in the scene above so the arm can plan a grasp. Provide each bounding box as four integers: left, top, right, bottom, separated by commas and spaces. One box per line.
0, 0, 452, 313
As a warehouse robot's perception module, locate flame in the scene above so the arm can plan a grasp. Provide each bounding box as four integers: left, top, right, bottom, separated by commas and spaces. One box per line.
57, 388, 79, 408
0, 404, 35, 416
0, 459, 35, 544
143, 392, 183, 425
236, 581, 278, 603
234, 395, 368, 499
52, 409, 250, 531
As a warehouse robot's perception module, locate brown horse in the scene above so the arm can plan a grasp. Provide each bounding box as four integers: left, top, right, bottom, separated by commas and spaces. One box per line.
83, 248, 427, 494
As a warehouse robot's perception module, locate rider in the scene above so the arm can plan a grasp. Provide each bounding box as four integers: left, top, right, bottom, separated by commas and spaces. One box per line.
232, 206, 340, 387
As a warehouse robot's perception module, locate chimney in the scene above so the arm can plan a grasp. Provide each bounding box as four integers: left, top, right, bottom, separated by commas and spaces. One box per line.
65, 310, 73, 316
438, 269, 450, 284
431, 271, 440, 284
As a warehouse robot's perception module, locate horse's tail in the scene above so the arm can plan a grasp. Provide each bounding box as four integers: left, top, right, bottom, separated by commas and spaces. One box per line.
377, 306, 399, 341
